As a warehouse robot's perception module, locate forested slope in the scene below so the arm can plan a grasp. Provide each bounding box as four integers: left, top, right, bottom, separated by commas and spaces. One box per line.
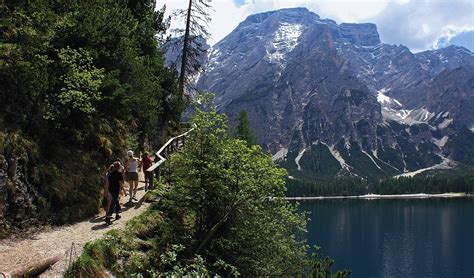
0, 0, 183, 237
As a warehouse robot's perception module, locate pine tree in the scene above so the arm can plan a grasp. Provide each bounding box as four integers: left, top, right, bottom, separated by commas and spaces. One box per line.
176, 0, 211, 95
233, 109, 257, 146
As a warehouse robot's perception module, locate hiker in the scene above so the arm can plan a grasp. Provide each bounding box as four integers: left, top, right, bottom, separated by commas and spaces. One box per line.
126, 150, 140, 201
103, 164, 114, 213
114, 158, 127, 197
105, 162, 123, 224
141, 151, 153, 191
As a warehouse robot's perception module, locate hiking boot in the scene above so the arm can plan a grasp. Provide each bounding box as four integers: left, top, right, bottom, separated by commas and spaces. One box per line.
115, 214, 121, 220
105, 217, 112, 225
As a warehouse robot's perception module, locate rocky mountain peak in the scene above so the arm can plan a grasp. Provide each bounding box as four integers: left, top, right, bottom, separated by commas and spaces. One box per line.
243, 7, 317, 25
339, 23, 380, 46
195, 8, 474, 180
235, 8, 381, 47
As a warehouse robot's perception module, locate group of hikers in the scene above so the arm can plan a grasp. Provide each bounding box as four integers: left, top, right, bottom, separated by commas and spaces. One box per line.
102, 150, 154, 225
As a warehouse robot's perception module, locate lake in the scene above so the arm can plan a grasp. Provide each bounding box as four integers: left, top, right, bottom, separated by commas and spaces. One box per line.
299, 198, 474, 278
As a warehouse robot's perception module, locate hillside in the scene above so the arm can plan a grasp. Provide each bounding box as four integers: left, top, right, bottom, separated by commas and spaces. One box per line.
0, 0, 183, 237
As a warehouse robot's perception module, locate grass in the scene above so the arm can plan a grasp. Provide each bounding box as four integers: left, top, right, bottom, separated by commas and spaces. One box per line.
65, 238, 116, 278
65, 186, 167, 277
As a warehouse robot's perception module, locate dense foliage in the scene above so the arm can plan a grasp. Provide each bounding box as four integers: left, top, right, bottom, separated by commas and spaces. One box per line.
286, 174, 474, 197
66, 95, 351, 277
0, 0, 184, 228
165, 95, 308, 275
232, 108, 257, 146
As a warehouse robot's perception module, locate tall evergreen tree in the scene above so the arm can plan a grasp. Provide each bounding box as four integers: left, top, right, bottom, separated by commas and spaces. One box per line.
176, 0, 211, 95
233, 109, 257, 146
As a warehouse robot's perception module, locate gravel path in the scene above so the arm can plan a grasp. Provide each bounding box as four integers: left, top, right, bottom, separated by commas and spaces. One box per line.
0, 177, 151, 277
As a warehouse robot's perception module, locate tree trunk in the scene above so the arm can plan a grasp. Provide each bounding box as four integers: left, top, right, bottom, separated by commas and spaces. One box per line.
9, 254, 62, 277
195, 210, 232, 255
179, 0, 193, 96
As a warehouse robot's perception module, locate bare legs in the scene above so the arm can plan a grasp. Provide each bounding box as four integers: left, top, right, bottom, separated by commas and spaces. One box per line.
128, 179, 138, 200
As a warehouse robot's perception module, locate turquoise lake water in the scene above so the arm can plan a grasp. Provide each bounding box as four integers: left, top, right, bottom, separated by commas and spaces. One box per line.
299, 198, 474, 278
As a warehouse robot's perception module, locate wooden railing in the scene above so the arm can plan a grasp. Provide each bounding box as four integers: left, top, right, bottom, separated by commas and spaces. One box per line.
147, 128, 194, 181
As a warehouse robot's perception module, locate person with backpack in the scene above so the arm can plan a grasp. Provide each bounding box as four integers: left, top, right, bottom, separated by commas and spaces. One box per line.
114, 158, 128, 197
105, 162, 123, 225
102, 164, 114, 213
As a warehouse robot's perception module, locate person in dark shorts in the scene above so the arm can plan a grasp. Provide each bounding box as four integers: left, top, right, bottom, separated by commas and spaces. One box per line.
141, 151, 153, 191
105, 162, 123, 225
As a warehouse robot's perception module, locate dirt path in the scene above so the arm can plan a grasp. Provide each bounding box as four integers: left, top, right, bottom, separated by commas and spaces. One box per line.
0, 176, 151, 277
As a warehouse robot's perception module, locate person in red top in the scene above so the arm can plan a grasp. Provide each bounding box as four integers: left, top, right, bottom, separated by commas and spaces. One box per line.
141, 151, 153, 191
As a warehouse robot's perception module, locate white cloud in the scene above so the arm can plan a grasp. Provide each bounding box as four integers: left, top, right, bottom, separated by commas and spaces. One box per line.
370, 0, 474, 52
162, 0, 247, 44
395, 0, 410, 4
315, 0, 389, 22
434, 26, 474, 49
160, 0, 474, 51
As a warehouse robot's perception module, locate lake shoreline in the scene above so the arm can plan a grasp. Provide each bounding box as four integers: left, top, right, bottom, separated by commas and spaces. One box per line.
286, 192, 473, 200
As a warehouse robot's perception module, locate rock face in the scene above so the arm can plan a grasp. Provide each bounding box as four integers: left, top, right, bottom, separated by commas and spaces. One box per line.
0, 133, 39, 237
195, 8, 474, 180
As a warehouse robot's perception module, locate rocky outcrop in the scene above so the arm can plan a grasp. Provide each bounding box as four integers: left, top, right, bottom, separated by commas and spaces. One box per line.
0, 154, 8, 232
338, 23, 380, 46
0, 132, 39, 237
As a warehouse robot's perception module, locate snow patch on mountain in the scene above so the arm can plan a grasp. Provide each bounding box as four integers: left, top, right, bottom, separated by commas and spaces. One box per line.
319, 142, 351, 172
432, 136, 449, 148
206, 48, 222, 72
377, 88, 402, 108
382, 107, 436, 125
410, 108, 435, 122
295, 148, 307, 171
372, 149, 402, 171
437, 118, 453, 129
361, 149, 382, 170
395, 156, 456, 178
266, 23, 302, 64
272, 147, 288, 161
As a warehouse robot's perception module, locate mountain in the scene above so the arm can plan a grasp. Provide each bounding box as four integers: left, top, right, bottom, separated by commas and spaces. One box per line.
195, 8, 474, 180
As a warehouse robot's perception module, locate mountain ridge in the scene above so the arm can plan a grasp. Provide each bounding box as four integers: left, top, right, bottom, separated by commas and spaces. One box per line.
194, 8, 474, 180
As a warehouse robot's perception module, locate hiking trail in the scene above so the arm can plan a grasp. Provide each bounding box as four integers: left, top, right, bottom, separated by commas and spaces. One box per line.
0, 176, 151, 277
1, 129, 193, 277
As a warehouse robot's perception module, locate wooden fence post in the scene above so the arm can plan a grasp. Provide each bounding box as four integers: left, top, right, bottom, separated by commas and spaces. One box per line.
156, 165, 161, 183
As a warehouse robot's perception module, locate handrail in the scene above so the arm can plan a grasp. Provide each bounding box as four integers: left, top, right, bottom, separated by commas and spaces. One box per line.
147, 128, 194, 172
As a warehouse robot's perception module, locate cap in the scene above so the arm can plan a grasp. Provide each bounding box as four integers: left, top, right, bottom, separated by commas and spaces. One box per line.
127, 150, 133, 156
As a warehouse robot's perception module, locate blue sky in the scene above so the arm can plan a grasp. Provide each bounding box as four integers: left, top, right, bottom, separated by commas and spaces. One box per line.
163, 0, 474, 52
